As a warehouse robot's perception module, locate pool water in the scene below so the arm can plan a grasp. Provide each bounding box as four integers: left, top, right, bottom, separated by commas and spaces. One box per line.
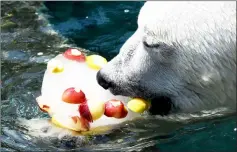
1, 1, 236, 152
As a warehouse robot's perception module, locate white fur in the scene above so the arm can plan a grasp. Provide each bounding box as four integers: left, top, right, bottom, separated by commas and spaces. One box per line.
100, 1, 236, 113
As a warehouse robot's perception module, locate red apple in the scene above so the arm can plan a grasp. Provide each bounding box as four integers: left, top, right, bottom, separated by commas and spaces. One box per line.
78, 100, 105, 122
62, 87, 86, 104
78, 103, 93, 122
63, 48, 86, 62
104, 99, 128, 119
39, 104, 50, 113
36, 96, 51, 113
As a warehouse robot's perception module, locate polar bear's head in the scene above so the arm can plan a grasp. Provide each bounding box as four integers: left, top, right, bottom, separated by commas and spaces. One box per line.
97, 2, 236, 115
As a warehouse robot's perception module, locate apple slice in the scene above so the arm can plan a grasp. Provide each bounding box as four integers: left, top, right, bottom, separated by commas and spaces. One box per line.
36, 96, 52, 114
47, 59, 64, 73
62, 87, 86, 104
63, 48, 86, 62
39, 104, 50, 113
79, 103, 93, 122
86, 55, 107, 70
127, 98, 150, 113
104, 99, 128, 119
79, 100, 105, 122
51, 114, 90, 132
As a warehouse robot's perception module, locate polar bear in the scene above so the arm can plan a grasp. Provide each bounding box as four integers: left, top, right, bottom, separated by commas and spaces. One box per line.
97, 1, 236, 116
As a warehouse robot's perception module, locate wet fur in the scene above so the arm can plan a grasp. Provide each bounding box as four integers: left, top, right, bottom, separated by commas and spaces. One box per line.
99, 1, 236, 114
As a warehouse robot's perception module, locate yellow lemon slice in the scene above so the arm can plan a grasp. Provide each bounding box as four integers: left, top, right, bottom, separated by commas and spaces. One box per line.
127, 98, 150, 113
86, 55, 107, 70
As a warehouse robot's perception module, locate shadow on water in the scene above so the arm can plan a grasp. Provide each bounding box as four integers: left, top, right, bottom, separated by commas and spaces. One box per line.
1, 1, 236, 152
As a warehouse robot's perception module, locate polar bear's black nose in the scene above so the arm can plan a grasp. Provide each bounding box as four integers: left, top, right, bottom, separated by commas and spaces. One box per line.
96, 70, 111, 89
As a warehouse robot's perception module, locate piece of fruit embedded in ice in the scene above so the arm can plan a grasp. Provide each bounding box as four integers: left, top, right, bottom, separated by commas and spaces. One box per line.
78, 104, 92, 122
39, 104, 50, 113
47, 59, 64, 73
36, 96, 52, 114
127, 98, 150, 113
79, 100, 105, 122
63, 48, 86, 62
62, 87, 86, 104
86, 55, 107, 70
104, 99, 128, 119
51, 115, 90, 132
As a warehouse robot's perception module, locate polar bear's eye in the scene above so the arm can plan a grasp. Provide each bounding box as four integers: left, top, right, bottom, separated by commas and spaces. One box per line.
143, 41, 160, 48
143, 40, 176, 62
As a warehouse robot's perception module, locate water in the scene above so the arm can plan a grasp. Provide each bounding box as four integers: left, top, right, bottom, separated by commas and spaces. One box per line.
1, 1, 236, 152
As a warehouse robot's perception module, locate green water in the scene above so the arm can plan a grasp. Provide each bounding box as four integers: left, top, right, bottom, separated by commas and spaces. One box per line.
1, 1, 236, 152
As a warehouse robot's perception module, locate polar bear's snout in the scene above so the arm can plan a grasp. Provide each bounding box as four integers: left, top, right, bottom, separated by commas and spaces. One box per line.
96, 69, 121, 95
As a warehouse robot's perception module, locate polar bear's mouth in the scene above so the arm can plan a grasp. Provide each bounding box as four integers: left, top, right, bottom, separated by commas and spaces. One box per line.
96, 71, 174, 115
148, 96, 174, 116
